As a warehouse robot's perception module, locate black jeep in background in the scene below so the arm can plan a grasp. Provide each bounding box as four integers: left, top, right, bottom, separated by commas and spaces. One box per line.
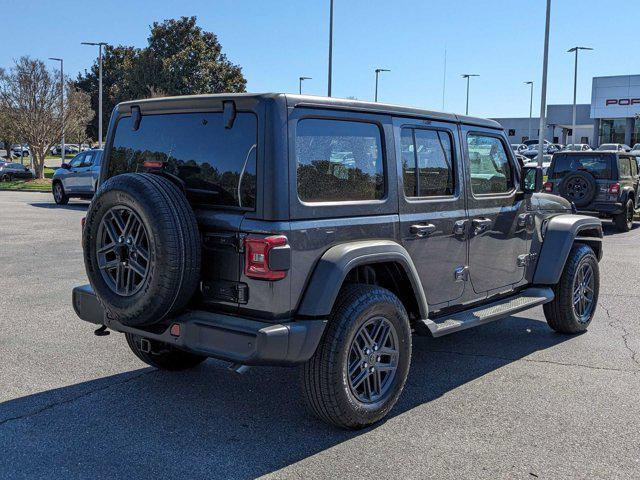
543, 151, 638, 231
73, 94, 603, 429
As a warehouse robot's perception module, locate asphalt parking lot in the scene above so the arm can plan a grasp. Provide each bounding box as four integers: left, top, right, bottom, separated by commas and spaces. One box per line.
0, 190, 639, 480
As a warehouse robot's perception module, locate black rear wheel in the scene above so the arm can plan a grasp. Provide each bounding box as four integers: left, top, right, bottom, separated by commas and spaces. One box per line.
301, 284, 411, 429
613, 198, 634, 232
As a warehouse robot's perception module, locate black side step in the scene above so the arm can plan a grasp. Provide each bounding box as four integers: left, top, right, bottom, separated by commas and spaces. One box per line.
422, 287, 554, 338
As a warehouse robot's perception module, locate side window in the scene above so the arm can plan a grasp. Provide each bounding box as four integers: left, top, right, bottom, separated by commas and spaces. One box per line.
296, 118, 385, 202
69, 154, 84, 168
618, 157, 631, 179
630, 157, 638, 177
467, 134, 514, 195
401, 127, 455, 197
82, 153, 94, 167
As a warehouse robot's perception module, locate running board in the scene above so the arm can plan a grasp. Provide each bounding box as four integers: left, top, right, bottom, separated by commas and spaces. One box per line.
423, 287, 554, 337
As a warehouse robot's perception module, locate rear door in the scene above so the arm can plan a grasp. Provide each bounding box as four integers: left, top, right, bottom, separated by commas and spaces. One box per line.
462, 128, 531, 296
106, 108, 260, 313
395, 118, 468, 308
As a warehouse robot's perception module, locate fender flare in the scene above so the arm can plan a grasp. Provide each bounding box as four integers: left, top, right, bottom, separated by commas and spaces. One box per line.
533, 214, 603, 285
296, 240, 428, 319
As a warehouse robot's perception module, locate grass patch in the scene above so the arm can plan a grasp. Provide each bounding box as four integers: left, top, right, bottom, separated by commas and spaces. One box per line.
0, 167, 56, 191
0, 178, 52, 191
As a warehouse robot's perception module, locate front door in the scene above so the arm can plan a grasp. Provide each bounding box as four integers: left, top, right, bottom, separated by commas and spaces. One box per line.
77, 151, 96, 193
63, 153, 85, 192
396, 119, 468, 309
463, 128, 531, 295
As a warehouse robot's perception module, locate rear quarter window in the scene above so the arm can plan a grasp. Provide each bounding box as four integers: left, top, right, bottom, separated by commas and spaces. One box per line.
295, 118, 385, 202
107, 112, 257, 209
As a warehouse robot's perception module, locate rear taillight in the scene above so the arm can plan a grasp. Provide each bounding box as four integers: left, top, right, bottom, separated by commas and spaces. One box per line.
244, 235, 288, 280
608, 183, 620, 194
543, 181, 553, 192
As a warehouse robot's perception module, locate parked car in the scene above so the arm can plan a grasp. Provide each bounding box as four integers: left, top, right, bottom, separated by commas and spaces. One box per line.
0, 162, 34, 181
511, 143, 527, 153
72, 94, 602, 429
564, 144, 592, 152
544, 151, 638, 231
51, 144, 80, 156
11, 145, 30, 157
597, 143, 631, 152
629, 143, 640, 156
51, 149, 103, 204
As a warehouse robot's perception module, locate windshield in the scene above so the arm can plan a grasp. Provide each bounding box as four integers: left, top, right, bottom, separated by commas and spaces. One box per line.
549, 153, 612, 179
107, 111, 258, 209
598, 144, 617, 150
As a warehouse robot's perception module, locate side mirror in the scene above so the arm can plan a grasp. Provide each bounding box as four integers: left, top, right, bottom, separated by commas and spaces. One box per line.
522, 166, 543, 194
61, 163, 71, 170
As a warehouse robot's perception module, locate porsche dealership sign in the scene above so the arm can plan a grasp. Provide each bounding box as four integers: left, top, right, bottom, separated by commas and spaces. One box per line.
591, 75, 640, 119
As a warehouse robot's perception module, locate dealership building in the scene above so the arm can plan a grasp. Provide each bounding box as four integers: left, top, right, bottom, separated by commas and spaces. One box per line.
492, 74, 640, 147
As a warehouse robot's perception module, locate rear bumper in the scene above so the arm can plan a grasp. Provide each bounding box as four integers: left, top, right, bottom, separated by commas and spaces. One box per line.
72, 284, 326, 365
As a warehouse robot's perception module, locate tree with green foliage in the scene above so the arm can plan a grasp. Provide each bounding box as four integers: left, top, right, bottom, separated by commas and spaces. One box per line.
76, 16, 247, 141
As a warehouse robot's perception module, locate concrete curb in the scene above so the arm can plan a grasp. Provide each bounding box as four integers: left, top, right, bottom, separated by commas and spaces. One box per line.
0, 188, 51, 193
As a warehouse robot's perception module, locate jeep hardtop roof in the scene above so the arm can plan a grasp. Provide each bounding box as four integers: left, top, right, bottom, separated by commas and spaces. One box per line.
115, 93, 502, 130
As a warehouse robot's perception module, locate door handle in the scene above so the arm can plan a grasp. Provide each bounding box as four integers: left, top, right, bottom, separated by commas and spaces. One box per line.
410, 223, 436, 237
472, 218, 492, 235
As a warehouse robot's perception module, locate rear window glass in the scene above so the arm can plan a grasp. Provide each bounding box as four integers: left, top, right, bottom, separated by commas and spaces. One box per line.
401, 128, 455, 197
295, 119, 385, 202
107, 112, 257, 209
549, 154, 612, 179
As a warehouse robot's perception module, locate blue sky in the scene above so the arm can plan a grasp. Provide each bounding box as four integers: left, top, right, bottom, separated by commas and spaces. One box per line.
0, 0, 633, 118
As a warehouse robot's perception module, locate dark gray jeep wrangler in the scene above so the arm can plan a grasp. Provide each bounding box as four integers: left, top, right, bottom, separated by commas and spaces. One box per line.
73, 94, 603, 429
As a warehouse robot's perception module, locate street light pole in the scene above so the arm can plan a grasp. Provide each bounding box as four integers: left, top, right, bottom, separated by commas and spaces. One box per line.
299, 76, 312, 94
374, 68, 390, 102
537, 0, 551, 168
525, 81, 534, 141
461, 74, 479, 115
567, 46, 593, 145
327, 0, 333, 97
82, 42, 108, 148
49, 57, 64, 162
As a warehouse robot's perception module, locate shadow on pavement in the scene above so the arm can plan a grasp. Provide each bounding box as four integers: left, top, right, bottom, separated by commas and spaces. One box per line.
0, 315, 570, 479
28, 202, 89, 211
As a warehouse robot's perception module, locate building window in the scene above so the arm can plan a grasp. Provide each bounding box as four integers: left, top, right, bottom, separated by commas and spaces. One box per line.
599, 119, 626, 144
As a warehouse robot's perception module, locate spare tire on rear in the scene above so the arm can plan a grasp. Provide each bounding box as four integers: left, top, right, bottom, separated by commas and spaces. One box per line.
558, 171, 596, 208
83, 173, 201, 327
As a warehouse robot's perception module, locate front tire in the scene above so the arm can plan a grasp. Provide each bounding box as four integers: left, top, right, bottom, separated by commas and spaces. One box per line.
613, 198, 634, 232
125, 333, 207, 371
543, 243, 599, 334
301, 284, 412, 429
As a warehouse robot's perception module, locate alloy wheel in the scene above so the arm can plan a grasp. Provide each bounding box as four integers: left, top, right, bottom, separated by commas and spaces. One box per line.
572, 262, 595, 323
96, 206, 151, 296
347, 316, 399, 403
